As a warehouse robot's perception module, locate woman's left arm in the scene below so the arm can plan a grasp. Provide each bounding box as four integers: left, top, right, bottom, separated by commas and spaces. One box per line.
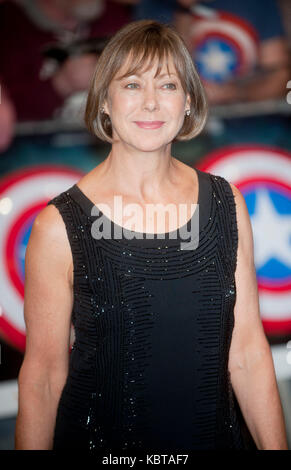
228, 183, 288, 450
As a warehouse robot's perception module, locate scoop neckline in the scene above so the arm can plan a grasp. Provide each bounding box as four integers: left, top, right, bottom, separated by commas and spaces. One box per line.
72, 167, 200, 237
67, 167, 212, 247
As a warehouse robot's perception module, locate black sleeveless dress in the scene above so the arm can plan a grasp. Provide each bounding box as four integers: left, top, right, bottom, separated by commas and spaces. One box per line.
47, 168, 256, 451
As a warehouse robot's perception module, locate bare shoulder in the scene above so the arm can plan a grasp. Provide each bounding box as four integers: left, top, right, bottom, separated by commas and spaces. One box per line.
26, 204, 73, 284
29, 204, 69, 251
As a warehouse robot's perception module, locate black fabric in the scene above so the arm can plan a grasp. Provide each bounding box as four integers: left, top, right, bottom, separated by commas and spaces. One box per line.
47, 168, 256, 451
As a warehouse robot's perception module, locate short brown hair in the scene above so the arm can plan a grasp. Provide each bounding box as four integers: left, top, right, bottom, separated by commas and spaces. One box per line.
84, 20, 208, 143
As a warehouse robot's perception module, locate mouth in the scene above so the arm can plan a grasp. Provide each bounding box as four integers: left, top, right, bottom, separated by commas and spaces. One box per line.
133, 121, 165, 129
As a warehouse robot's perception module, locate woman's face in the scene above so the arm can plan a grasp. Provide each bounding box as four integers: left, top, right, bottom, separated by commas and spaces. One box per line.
103, 54, 191, 152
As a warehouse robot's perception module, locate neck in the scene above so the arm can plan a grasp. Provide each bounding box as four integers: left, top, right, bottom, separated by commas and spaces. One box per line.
36, 0, 78, 29
98, 143, 179, 203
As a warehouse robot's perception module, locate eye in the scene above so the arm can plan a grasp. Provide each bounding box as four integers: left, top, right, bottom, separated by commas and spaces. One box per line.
125, 83, 139, 89
163, 83, 177, 90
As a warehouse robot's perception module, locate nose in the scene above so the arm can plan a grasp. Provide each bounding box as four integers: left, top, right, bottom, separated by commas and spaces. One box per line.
142, 85, 159, 112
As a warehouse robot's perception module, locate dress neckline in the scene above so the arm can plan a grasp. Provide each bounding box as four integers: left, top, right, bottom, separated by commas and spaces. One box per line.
67, 167, 212, 247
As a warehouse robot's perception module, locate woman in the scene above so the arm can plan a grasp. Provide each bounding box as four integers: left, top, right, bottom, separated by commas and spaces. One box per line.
15, 20, 287, 451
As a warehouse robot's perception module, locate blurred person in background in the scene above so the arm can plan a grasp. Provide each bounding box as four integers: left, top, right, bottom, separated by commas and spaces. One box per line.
189, 0, 290, 106
177, 0, 291, 145
0, 0, 133, 153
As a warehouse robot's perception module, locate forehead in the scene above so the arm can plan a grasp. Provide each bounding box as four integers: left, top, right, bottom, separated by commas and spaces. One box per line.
114, 52, 178, 81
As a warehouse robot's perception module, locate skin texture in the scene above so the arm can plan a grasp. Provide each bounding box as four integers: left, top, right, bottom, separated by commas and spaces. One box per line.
15, 54, 288, 449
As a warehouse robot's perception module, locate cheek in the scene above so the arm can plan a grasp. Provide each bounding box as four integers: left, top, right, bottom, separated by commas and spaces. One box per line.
111, 93, 136, 114
162, 95, 185, 114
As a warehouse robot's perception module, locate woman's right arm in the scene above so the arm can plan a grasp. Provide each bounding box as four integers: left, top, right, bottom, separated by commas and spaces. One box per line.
15, 204, 74, 450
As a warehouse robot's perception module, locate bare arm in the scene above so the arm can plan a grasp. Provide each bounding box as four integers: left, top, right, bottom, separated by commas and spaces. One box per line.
228, 184, 288, 450
15, 204, 74, 450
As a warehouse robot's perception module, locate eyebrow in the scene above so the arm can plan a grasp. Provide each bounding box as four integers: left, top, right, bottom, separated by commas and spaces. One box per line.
116, 72, 178, 81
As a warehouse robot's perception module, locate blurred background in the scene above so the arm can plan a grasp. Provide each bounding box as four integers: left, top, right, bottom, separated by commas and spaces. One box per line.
0, 0, 291, 450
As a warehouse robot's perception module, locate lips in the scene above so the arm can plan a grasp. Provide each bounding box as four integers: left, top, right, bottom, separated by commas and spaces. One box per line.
134, 121, 165, 129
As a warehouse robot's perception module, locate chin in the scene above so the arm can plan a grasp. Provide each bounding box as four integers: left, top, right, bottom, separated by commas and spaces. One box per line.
130, 134, 176, 151
133, 142, 170, 152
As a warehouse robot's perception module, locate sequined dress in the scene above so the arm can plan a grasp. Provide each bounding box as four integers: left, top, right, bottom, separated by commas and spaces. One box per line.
47, 168, 256, 451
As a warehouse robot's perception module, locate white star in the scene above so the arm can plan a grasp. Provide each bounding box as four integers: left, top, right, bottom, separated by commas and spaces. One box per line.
197, 42, 235, 78
251, 188, 291, 269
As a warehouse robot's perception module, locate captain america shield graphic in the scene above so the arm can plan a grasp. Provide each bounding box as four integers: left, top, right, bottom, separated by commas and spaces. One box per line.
198, 145, 291, 337
190, 8, 259, 83
0, 166, 83, 351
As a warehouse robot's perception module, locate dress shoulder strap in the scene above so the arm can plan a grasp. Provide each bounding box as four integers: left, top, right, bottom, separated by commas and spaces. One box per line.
209, 173, 239, 275
46, 188, 87, 299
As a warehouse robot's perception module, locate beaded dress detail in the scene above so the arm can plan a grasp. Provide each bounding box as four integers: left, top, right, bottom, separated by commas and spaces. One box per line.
47, 168, 256, 451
